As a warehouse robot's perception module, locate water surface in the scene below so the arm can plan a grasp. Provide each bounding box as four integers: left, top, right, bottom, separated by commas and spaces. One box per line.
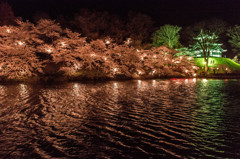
0, 79, 240, 158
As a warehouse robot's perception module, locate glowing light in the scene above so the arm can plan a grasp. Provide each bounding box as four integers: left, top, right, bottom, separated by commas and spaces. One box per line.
226, 68, 228, 71
185, 70, 189, 73
20, 69, 26, 75
74, 63, 80, 70
46, 48, 52, 53
138, 80, 141, 84
20, 84, 26, 90
18, 41, 24, 46
203, 79, 207, 83
103, 57, 107, 61
185, 79, 188, 82
192, 66, 196, 69
106, 40, 110, 44
136, 49, 140, 52
138, 70, 142, 75
0, 85, 5, 94
217, 67, 219, 70
152, 70, 156, 74
188, 57, 192, 60
126, 38, 131, 45
73, 83, 80, 96
141, 57, 144, 60
73, 83, 79, 89
193, 73, 196, 76
6, 29, 11, 33
153, 55, 157, 58
203, 62, 206, 65
152, 80, 156, 87
60, 42, 66, 47
193, 78, 196, 82
19, 84, 28, 96
113, 82, 118, 89
113, 68, 118, 73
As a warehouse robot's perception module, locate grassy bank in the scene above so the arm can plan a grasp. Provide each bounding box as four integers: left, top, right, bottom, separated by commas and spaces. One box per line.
194, 57, 240, 74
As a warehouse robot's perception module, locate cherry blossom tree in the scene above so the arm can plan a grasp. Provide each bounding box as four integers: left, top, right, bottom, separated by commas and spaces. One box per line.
0, 22, 43, 81
0, 19, 196, 81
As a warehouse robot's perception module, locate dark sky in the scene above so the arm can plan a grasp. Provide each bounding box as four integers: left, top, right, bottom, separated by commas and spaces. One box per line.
5, 0, 240, 26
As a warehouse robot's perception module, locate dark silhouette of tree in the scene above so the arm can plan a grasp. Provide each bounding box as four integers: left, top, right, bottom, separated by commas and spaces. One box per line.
0, 1, 16, 26
33, 11, 51, 23
69, 9, 153, 48
126, 11, 154, 49
71, 9, 112, 40
181, 19, 228, 46
227, 25, 240, 56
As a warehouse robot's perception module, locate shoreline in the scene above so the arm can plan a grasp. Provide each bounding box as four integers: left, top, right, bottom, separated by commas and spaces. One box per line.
1, 74, 240, 84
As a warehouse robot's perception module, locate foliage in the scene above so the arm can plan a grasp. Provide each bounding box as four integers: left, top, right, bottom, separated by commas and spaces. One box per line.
0, 19, 195, 81
227, 25, 240, 55
191, 30, 226, 73
0, 22, 43, 80
232, 56, 240, 64
175, 47, 195, 57
152, 25, 181, 49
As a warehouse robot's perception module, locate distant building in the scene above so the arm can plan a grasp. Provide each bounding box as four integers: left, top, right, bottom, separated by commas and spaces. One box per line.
193, 49, 225, 58
191, 31, 227, 58
192, 41, 227, 58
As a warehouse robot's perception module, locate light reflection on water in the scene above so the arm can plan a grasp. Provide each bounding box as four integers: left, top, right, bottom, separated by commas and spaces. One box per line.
0, 79, 240, 158
19, 83, 28, 97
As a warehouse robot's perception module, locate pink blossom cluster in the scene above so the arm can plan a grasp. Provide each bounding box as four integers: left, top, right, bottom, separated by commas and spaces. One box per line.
0, 19, 195, 81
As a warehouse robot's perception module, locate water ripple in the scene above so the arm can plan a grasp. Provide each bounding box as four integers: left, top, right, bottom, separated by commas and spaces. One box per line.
0, 79, 240, 158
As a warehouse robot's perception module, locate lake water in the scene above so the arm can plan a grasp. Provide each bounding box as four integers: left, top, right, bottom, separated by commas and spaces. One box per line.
0, 79, 240, 158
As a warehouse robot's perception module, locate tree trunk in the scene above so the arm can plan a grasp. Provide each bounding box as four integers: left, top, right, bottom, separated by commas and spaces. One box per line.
204, 59, 209, 75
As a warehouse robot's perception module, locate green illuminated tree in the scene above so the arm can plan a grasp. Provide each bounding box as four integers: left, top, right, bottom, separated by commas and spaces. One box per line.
152, 25, 181, 49
175, 47, 195, 57
191, 30, 226, 74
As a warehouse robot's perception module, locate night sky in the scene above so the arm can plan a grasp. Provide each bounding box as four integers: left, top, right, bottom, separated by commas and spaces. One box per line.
5, 0, 240, 26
